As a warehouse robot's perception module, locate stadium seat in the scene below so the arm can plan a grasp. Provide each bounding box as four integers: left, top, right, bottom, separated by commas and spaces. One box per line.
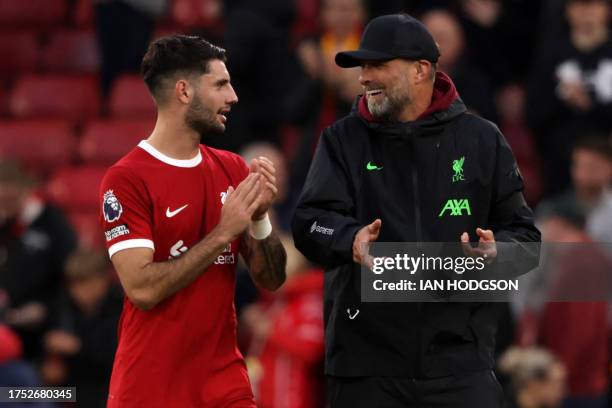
0, 119, 76, 173
79, 119, 154, 164
46, 165, 107, 213
108, 75, 156, 118
0, 87, 9, 117
9, 74, 100, 121
152, 25, 184, 41
68, 211, 104, 249
73, 0, 93, 27
0, 32, 39, 77
0, 0, 67, 28
170, 0, 221, 28
41, 30, 100, 73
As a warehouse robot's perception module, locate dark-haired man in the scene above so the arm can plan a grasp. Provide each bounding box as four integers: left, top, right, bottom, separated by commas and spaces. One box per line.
0, 160, 77, 361
292, 14, 540, 407
527, 0, 612, 196
99, 35, 286, 407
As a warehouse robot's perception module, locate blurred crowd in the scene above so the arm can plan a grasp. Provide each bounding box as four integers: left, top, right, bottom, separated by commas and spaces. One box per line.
1, 0, 612, 407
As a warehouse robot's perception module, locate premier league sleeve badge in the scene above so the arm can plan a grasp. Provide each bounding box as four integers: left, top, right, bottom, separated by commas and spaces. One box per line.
103, 189, 123, 223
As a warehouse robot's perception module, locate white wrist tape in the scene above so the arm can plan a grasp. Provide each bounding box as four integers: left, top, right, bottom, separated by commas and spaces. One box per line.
249, 213, 272, 240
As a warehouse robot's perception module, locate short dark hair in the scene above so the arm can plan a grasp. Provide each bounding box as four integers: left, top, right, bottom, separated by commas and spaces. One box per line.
141, 35, 227, 103
566, 0, 610, 5
573, 136, 612, 161
65, 249, 110, 281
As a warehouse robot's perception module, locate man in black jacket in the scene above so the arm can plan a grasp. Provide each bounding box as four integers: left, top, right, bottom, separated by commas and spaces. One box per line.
291, 13, 540, 408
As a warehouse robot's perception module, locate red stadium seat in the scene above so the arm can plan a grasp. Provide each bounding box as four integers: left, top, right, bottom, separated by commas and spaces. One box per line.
9, 75, 100, 121
73, 0, 93, 27
0, 32, 39, 76
68, 211, 104, 249
0, 119, 76, 173
0, 0, 67, 28
170, 0, 221, 28
0, 87, 9, 117
46, 165, 107, 213
152, 25, 184, 41
79, 119, 154, 164
41, 30, 100, 73
108, 75, 156, 119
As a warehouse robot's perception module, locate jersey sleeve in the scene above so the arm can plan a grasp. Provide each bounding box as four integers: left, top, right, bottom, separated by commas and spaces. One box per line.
234, 153, 250, 182
99, 167, 155, 258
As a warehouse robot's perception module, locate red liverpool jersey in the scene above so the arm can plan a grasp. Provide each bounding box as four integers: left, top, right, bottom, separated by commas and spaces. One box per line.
99, 140, 255, 407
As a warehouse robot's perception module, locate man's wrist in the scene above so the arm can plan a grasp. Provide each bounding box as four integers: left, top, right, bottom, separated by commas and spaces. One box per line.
249, 213, 272, 240
209, 225, 236, 248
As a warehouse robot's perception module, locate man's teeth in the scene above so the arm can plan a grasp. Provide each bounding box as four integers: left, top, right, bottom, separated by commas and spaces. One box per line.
367, 89, 383, 96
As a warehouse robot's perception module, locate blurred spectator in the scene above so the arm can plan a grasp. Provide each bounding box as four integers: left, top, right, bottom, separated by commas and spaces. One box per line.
94, 0, 168, 95
526, 0, 612, 197
0, 326, 54, 408
41, 249, 122, 408
537, 137, 612, 242
0, 324, 51, 408
171, 0, 223, 35
288, 0, 366, 213
291, 0, 365, 130
496, 84, 543, 206
219, 0, 297, 152
0, 324, 31, 390
422, 8, 498, 121
568, 137, 612, 243
458, 0, 538, 86
498, 346, 567, 408
242, 236, 324, 408
570, 137, 612, 208
241, 143, 291, 231
0, 325, 21, 365
528, 200, 610, 408
364, 0, 454, 18
0, 161, 77, 361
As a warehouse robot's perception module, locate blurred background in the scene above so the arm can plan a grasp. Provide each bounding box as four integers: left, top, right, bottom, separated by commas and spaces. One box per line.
0, 0, 611, 407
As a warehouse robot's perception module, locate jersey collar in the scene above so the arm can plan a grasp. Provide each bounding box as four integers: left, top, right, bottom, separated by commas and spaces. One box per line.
138, 140, 202, 168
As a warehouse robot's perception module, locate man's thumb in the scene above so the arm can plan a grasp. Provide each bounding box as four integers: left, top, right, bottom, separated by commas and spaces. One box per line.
369, 219, 382, 234
226, 186, 234, 201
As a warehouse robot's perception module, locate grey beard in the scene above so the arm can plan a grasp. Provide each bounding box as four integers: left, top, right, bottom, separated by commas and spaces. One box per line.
367, 95, 406, 122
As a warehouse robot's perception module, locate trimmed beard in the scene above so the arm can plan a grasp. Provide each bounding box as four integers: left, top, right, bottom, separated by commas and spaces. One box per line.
367, 76, 412, 121
185, 93, 225, 135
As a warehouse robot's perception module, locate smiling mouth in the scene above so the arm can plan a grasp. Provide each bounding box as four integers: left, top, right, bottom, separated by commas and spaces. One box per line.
366, 89, 384, 97
217, 108, 230, 123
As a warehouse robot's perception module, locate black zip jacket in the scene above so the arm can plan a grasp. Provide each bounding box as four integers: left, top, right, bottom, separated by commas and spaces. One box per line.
291, 72, 541, 378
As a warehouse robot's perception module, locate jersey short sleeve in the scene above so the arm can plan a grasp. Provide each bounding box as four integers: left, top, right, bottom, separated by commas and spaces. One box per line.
235, 154, 250, 182
99, 167, 154, 258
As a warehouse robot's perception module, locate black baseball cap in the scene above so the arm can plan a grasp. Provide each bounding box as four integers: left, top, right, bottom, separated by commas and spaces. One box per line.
335, 13, 440, 68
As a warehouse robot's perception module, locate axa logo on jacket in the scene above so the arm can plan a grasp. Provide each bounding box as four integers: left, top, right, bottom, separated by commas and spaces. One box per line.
438, 199, 472, 217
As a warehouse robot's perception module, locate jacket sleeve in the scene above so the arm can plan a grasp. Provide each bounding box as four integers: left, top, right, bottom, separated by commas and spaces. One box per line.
489, 128, 541, 274
291, 128, 362, 267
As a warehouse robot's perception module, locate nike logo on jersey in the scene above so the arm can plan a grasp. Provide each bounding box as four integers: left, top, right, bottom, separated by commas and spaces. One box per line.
166, 204, 189, 218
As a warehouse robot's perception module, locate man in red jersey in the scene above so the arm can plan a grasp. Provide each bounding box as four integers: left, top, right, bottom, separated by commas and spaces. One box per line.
98, 35, 287, 407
